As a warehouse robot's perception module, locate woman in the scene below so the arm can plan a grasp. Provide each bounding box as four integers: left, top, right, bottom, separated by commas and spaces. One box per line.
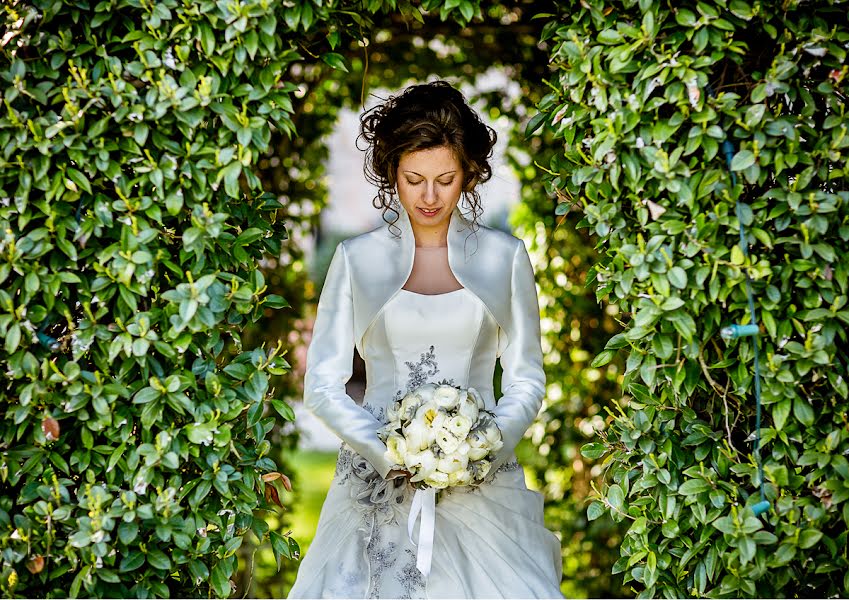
288, 80, 563, 599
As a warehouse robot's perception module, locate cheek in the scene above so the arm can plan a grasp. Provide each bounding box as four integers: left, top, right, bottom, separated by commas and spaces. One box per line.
447, 180, 463, 198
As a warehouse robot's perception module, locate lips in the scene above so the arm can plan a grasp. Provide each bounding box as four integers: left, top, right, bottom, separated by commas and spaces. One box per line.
418, 207, 441, 217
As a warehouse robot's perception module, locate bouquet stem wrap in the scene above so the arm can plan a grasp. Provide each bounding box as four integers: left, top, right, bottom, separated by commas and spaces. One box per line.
407, 487, 437, 577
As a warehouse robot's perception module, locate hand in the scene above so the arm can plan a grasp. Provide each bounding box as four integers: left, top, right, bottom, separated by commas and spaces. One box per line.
386, 468, 412, 481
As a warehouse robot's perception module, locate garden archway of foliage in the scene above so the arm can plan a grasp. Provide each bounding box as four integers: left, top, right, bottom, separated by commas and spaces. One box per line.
3, 0, 847, 598
532, 0, 849, 597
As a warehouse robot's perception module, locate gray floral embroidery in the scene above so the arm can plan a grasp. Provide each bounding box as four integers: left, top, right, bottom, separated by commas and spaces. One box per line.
362, 521, 427, 599
363, 401, 386, 423
398, 548, 428, 597
333, 444, 354, 484
390, 345, 456, 405
366, 524, 397, 598
406, 344, 439, 390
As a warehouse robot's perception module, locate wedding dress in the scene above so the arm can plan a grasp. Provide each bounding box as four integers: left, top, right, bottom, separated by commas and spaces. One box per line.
287, 207, 563, 599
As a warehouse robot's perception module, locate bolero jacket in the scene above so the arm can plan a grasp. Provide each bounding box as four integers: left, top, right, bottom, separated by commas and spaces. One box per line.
303, 204, 546, 480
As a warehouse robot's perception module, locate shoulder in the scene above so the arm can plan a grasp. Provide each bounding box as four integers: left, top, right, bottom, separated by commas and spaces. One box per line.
479, 223, 525, 253
338, 221, 387, 254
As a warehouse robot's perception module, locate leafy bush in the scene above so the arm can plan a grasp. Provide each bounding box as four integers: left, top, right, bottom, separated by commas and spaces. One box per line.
536, 0, 849, 596
0, 0, 303, 595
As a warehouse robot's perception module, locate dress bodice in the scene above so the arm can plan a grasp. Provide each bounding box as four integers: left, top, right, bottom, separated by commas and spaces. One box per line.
359, 287, 500, 422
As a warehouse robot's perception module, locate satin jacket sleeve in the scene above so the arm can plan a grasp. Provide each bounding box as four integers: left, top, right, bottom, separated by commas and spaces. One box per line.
303, 241, 395, 479
490, 239, 547, 474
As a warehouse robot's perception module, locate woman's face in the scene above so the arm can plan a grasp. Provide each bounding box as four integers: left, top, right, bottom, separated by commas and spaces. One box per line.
395, 145, 467, 235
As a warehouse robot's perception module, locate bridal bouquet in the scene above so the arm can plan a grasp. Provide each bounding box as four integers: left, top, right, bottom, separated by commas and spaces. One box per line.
377, 383, 503, 490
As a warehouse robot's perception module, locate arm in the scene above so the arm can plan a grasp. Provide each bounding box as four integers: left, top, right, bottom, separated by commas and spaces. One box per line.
490, 239, 547, 474
303, 241, 395, 479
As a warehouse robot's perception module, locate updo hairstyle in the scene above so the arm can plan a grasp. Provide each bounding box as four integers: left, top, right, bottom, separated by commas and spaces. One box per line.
357, 79, 498, 237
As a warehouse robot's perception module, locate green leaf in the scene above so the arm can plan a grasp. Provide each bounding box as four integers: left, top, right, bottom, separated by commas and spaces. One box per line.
210, 561, 231, 597
731, 149, 756, 171
458, 0, 474, 21
235, 227, 264, 246
118, 521, 138, 545
587, 500, 606, 521
678, 479, 712, 495
590, 349, 617, 368
793, 397, 814, 426
66, 167, 92, 194
525, 111, 548, 138
271, 399, 295, 421
5, 323, 21, 353
668, 267, 687, 289
581, 442, 608, 460
119, 551, 145, 572
607, 484, 624, 511
146, 548, 171, 571
772, 398, 791, 430
270, 530, 292, 568
133, 386, 160, 404
321, 52, 349, 72
798, 528, 823, 549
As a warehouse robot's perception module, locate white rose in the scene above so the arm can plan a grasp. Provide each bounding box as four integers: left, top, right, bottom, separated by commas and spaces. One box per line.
400, 393, 424, 421
385, 435, 407, 465
448, 469, 473, 486
433, 385, 460, 408
414, 401, 447, 434
446, 414, 472, 439
407, 449, 438, 481
483, 420, 503, 449
468, 386, 486, 410
423, 471, 450, 489
378, 419, 401, 440
435, 430, 461, 454
404, 419, 430, 452
467, 429, 496, 457
475, 459, 492, 479
455, 440, 471, 457
416, 383, 438, 402
387, 402, 401, 423
468, 429, 486, 448
458, 392, 479, 422
436, 454, 468, 474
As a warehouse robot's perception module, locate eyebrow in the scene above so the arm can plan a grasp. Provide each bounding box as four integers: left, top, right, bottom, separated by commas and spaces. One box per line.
403, 170, 457, 177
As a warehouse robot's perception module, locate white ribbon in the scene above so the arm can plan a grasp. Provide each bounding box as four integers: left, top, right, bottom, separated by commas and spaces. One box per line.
407, 487, 436, 578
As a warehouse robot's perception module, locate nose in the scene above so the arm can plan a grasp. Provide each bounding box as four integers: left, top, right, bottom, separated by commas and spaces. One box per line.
422, 182, 438, 205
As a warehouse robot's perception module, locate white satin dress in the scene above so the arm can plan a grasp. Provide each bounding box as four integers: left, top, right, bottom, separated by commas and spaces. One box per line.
288, 281, 564, 599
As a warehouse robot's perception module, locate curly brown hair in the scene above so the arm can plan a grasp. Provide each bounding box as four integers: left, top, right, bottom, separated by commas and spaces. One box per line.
357, 79, 498, 238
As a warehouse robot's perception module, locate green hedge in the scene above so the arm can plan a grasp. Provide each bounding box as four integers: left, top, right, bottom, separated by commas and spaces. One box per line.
535, 0, 849, 596
0, 0, 306, 595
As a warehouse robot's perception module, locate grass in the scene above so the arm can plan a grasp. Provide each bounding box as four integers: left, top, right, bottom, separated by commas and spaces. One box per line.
281, 447, 339, 557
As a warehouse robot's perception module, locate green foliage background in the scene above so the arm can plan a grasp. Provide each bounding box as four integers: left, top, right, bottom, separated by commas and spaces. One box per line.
533, 0, 849, 597
5, 0, 847, 597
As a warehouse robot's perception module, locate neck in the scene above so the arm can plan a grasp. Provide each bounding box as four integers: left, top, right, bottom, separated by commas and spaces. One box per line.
413, 234, 448, 248
408, 217, 449, 248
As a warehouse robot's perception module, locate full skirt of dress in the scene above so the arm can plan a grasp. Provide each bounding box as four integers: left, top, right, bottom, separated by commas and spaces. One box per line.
287, 442, 564, 599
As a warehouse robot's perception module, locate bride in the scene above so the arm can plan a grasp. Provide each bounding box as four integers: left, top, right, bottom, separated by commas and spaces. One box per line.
288, 80, 564, 599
